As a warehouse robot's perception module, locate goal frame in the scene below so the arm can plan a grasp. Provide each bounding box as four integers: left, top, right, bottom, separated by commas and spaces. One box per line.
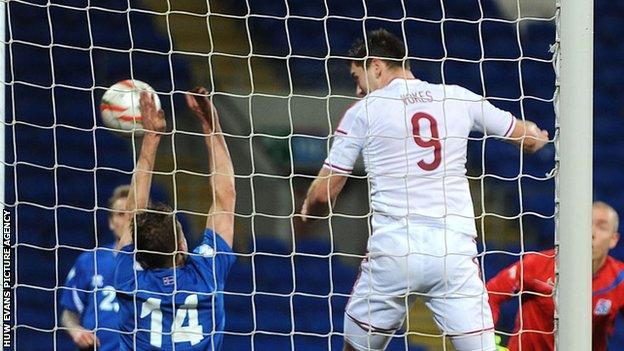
556, 0, 593, 350
0, 0, 594, 349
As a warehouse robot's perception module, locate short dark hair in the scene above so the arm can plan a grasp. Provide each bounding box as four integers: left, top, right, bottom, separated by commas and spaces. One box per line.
131, 203, 182, 269
348, 28, 409, 69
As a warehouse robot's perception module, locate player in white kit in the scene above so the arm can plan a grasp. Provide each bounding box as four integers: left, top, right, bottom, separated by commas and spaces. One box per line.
301, 29, 549, 351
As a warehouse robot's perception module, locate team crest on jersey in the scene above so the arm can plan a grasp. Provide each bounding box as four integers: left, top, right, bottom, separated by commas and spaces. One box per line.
594, 298, 612, 315
197, 244, 215, 257
162, 275, 175, 286
91, 274, 104, 288
133, 261, 144, 271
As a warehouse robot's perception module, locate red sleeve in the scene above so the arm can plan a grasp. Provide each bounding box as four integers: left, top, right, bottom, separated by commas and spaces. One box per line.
487, 261, 522, 326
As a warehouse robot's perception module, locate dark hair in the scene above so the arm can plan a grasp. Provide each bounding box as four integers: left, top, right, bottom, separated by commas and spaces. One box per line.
348, 28, 409, 69
131, 203, 182, 269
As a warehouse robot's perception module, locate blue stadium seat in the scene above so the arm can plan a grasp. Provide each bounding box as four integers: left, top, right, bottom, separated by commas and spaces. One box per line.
288, 0, 326, 18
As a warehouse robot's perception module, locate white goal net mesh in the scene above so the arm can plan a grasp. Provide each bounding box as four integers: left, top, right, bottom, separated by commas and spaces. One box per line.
3, 0, 558, 350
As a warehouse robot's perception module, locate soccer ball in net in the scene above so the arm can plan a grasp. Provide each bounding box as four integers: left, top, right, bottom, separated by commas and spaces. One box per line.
100, 79, 161, 137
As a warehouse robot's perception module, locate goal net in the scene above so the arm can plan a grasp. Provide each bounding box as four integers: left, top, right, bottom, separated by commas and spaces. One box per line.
2, 0, 564, 350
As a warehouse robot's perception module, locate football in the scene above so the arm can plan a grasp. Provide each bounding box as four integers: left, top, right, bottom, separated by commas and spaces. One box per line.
100, 79, 161, 136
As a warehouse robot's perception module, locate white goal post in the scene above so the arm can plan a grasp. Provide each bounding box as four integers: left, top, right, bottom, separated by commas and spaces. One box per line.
0, 0, 594, 350
556, 0, 593, 349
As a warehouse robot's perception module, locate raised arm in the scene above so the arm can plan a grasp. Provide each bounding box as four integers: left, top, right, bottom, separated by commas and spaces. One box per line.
465, 88, 549, 154
301, 167, 348, 221
116, 91, 165, 249
186, 87, 236, 247
507, 118, 549, 153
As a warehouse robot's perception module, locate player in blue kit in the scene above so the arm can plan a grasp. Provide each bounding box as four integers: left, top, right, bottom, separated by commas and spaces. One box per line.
114, 87, 236, 350
60, 185, 129, 350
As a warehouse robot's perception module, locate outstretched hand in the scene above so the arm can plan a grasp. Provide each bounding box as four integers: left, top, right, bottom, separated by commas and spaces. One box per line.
139, 91, 166, 134
185, 86, 220, 133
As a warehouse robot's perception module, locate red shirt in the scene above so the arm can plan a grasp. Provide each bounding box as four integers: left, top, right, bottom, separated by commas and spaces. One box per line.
486, 249, 624, 351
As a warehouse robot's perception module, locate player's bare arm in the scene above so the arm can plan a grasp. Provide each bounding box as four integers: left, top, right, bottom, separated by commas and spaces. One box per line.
117, 91, 165, 249
186, 86, 236, 247
61, 310, 100, 349
301, 167, 348, 221
508, 118, 549, 153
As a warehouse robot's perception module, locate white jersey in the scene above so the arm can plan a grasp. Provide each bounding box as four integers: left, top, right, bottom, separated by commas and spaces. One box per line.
324, 78, 516, 235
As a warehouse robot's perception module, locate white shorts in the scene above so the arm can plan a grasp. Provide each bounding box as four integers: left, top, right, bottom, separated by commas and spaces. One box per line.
343, 215, 495, 351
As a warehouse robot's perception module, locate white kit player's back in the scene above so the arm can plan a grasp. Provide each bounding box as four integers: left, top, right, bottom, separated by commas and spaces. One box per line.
329, 79, 507, 351
327, 78, 515, 236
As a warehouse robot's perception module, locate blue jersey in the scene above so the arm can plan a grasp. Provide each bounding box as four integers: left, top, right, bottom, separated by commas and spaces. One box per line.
60, 244, 121, 351
115, 229, 236, 351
